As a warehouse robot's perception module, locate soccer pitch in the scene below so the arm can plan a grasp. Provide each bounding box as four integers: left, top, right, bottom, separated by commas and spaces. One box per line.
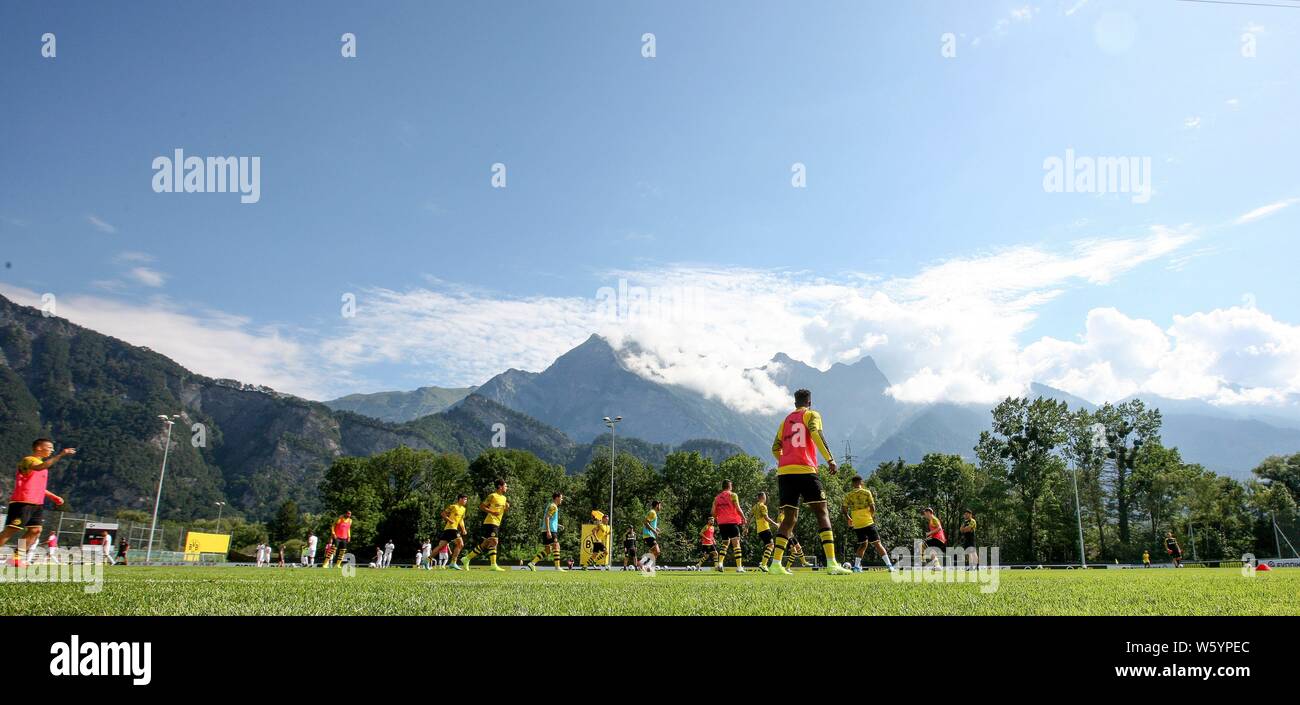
2, 566, 1297, 616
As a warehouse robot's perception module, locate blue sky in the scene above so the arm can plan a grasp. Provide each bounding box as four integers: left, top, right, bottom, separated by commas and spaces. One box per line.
2, 1, 1299, 410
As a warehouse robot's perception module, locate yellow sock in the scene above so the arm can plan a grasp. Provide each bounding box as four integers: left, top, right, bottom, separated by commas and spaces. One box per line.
772, 536, 788, 563
819, 530, 837, 564
761, 543, 774, 566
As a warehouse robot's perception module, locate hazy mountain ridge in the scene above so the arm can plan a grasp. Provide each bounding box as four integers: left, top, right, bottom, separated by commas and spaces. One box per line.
324, 385, 476, 422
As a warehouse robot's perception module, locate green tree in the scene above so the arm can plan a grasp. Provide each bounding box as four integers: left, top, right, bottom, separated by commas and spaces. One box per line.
976, 396, 1069, 561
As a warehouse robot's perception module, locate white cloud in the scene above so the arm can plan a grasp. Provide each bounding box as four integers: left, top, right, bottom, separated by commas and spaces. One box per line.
0, 284, 330, 399
1184, 116, 1201, 129
1024, 306, 1300, 406
317, 225, 1196, 410
1235, 198, 1298, 225
1226, 98, 1240, 111
127, 267, 166, 288
1064, 0, 1089, 17
86, 215, 117, 234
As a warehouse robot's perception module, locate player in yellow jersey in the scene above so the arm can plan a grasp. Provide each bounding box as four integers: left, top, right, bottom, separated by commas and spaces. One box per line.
753, 492, 778, 572
460, 479, 509, 571
767, 389, 851, 575
434, 494, 469, 571
842, 476, 893, 572
958, 510, 978, 570
585, 511, 611, 570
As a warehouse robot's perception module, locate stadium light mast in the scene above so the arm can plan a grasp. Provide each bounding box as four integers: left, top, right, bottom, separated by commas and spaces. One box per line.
603, 415, 622, 557
1071, 466, 1086, 568
214, 501, 226, 533
146, 414, 181, 565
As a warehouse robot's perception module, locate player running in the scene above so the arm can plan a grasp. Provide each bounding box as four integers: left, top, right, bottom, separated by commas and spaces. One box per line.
0, 439, 73, 568
527, 492, 566, 571
461, 479, 510, 571
922, 508, 946, 567
958, 510, 977, 569
693, 516, 720, 570
767, 389, 851, 576
585, 511, 611, 570
434, 494, 468, 570
1164, 531, 1183, 568
329, 511, 353, 567
639, 500, 662, 573
1142, 549, 1151, 568
842, 476, 893, 572
753, 492, 777, 572
712, 480, 746, 572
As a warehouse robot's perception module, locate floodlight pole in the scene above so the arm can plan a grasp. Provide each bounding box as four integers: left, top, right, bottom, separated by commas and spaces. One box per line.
1072, 465, 1087, 568
603, 415, 622, 565
146, 415, 180, 564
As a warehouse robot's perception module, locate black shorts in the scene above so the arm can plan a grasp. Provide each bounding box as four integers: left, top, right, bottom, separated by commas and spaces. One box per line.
758, 530, 773, 544
924, 537, 946, 550
643, 536, 657, 548
717, 523, 741, 540
478, 524, 500, 540
854, 525, 880, 544
333, 538, 349, 552
1169, 548, 1182, 558
438, 529, 460, 543
539, 531, 559, 546
4, 502, 42, 529
592, 542, 606, 553
624, 540, 636, 553
960, 534, 976, 549
699, 543, 718, 555
777, 473, 826, 508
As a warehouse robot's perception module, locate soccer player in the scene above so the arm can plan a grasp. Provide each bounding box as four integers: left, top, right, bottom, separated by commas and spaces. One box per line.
958, 510, 977, 570
767, 389, 850, 576
693, 516, 720, 570
639, 500, 662, 572
842, 476, 892, 572
45, 532, 59, 565
383, 539, 395, 568
753, 492, 777, 572
1142, 549, 1151, 568
323, 539, 335, 567
0, 438, 73, 568
330, 511, 353, 567
116, 538, 130, 566
622, 527, 638, 571
436, 542, 450, 568
586, 511, 611, 570
922, 508, 946, 567
461, 479, 510, 571
528, 492, 566, 571
435, 494, 468, 570
1165, 531, 1183, 568
305, 531, 318, 567
712, 480, 747, 572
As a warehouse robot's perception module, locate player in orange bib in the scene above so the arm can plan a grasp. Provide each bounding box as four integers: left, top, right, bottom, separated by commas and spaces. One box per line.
768, 389, 851, 576
330, 511, 353, 567
712, 479, 747, 572
1, 438, 74, 568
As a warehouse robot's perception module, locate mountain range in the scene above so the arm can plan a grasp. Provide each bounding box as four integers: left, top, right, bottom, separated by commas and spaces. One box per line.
338, 335, 1300, 482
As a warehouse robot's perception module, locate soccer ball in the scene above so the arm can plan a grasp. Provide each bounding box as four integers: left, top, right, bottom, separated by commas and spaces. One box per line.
841, 562, 852, 571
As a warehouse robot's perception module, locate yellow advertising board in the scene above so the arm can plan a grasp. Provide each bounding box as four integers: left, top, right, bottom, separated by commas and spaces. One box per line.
579, 524, 610, 567
184, 531, 231, 561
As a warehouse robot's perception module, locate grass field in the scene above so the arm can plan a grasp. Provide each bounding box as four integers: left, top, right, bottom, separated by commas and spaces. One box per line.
2, 565, 1298, 616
